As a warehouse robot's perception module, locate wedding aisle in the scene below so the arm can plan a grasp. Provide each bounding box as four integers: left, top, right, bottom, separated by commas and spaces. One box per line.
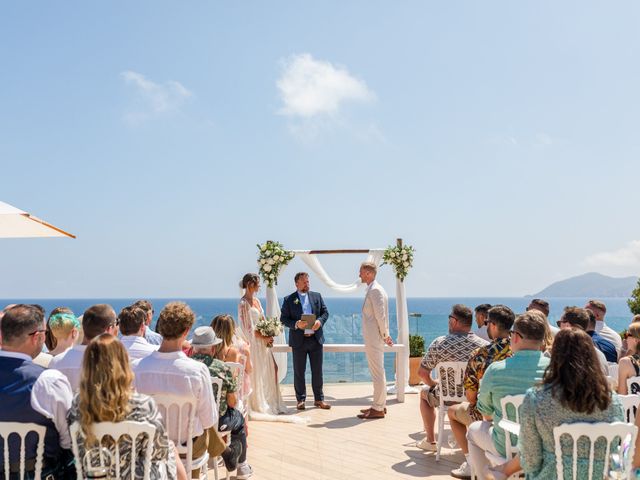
210, 383, 464, 479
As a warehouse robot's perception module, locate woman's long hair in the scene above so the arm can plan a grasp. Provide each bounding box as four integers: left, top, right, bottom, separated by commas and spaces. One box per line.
211, 314, 236, 346
543, 328, 611, 414
78, 334, 133, 445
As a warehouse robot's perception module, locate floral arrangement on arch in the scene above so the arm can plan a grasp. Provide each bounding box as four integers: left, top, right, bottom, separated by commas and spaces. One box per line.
257, 240, 295, 287
382, 244, 415, 281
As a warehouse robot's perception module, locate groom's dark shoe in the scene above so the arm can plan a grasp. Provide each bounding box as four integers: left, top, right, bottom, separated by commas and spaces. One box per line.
297, 401, 306, 410
314, 401, 331, 410
359, 407, 387, 414
357, 408, 385, 419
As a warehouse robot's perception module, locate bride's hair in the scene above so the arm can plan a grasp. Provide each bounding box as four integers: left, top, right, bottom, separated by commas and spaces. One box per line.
240, 273, 260, 290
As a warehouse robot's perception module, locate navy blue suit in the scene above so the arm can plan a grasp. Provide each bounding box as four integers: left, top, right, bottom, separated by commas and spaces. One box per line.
280, 291, 329, 401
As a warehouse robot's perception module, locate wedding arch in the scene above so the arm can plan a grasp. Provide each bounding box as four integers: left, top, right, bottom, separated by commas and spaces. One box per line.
256, 239, 414, 402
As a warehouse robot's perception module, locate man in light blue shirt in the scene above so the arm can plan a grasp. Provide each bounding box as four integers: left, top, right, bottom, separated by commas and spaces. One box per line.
466, 311, 550, 479
133, 299, 163, 346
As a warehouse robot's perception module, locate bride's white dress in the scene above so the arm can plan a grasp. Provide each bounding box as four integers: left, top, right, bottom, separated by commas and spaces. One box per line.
238, 298, 287, 417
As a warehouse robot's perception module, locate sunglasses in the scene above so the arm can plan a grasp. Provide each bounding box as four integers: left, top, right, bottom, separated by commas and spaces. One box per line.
27, 329, 47, 336
509, 330, 523, 339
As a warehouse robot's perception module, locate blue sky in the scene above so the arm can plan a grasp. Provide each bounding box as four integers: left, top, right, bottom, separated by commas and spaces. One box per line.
1, 1, 640, 298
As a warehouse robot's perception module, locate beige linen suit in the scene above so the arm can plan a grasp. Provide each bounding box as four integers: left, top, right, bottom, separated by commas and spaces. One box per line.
362, 280, 389, 412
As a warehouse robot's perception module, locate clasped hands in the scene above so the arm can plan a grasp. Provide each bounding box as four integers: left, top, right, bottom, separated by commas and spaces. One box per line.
296, 319, 321, 331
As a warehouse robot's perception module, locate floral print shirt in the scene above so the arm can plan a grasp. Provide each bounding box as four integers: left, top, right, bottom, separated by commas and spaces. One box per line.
191, 353, 237, 417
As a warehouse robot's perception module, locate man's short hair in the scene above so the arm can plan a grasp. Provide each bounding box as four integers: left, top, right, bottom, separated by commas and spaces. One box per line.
82, 304, 116, 341
451, 304, 473, 327
514, 310, 547, 342
585, 309, 597, 330
487, 305, 515, 332
132, 299, 153, 315
0, 304, 43, 344
587, 299, 607, 314
118, 306, 147, 336
360, 262, 377, 274
294, 272, 309, 283
157, 302, 195, 340
527, 298, 550, 317
474, 304, 492, 316
560, 306, 590, 331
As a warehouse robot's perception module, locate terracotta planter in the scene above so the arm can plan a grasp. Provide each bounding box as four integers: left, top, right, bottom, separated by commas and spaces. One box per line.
409, 356, 423, 385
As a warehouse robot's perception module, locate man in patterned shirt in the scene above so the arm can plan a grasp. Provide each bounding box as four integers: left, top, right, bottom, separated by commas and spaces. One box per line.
416, 304, 488, 452
448, 305, 515, 479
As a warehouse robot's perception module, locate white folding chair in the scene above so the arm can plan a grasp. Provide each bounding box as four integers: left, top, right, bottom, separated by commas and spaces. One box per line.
553, 421, 638, 480
210, 377, 231, 480
0, 422, 46, 480
618, 394, 640, 423
154, 394, 210, 480
434, 361, 468, 461
608, 363, 619, 384
69, 421, 156, 480
224, 361, 245, 415
482, 394, 525, 480
627, 375, 640, 395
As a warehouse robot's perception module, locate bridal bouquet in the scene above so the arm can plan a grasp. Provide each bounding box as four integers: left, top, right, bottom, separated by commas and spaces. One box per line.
257, 240, 295, 287
382, 244, 415, 281
255, 316, 283, 346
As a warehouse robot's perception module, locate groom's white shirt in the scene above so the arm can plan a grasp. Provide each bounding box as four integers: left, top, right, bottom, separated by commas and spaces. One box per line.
362, 280, 389, 345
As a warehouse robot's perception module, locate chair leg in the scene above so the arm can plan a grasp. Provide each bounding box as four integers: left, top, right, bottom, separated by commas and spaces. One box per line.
212, 458, 219, 480
436, 408, 444, 461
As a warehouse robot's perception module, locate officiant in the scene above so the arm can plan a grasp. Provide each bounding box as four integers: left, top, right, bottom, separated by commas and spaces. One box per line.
280, 272, 331, 410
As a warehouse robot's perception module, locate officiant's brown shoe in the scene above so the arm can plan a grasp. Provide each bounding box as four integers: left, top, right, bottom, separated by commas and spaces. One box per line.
314, 401, 331, 410
359, 407, 387, 413
297, 401, 306, 410
357, 408, 385, 419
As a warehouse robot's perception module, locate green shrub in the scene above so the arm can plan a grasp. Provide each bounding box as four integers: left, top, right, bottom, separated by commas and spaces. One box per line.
629, 278, 640, 316
409, 334, 425, 358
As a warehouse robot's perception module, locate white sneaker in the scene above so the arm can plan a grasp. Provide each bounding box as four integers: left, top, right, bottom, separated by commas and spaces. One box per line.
415, 438, 437, 451
236, 463, 254, 479
450, 461, 472, 479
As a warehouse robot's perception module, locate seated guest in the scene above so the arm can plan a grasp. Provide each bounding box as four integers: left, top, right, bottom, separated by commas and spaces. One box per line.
416, 304, 488, 451
191, 326, 253, 479
118, 305, 158, 361
585, 309, 617, 363
526, 298, 559, 336
0, 304, 75, 479
518, 328, 623, 479
449, 305, 515, 479
585, 299, 622, 359
556, 306, 609, 375
29, 304, 54, 367
473, 304, 492, 342
46, 308, 80, 356
133, 299, 163, 346
466, 310, 550, 479
134, 302, 240, 474
67, 333, 187, 480
618, 321, 640, 395
49, 304, 119, 390
211, 314, 253, 402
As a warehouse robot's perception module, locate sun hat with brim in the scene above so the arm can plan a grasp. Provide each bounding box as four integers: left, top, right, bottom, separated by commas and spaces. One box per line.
191, 326, 223, 347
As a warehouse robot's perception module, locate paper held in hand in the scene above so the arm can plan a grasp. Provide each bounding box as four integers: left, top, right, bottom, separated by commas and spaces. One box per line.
301, 314, 316, 329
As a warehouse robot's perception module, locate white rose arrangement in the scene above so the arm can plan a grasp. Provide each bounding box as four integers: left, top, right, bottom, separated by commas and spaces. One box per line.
256, 240, 295, 287
255, 316, 284, 347
382, 244, 415, 281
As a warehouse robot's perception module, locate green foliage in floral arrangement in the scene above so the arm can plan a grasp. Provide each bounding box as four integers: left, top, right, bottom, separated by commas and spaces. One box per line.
382, 244, 415, 281
409, 334, 425, 358
257, 241, 295, 288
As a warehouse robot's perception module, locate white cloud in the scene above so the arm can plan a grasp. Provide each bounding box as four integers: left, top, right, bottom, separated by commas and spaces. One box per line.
584, 240, 640, 267
121, 71, 192, 123
277, 53, 375, 118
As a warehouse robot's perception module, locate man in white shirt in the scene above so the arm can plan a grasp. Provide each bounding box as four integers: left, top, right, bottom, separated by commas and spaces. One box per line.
118, 305, 158, 361
527, 298, 560, 336
473, 304, 491, 341
0, 304, 75, 478
134, 301, 240, 473
49, 304, 119, 390
133, 299, 163, 346
586, 299, 622, 359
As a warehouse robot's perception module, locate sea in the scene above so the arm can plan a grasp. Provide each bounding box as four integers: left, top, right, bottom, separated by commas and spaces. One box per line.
5, 297, 634, 384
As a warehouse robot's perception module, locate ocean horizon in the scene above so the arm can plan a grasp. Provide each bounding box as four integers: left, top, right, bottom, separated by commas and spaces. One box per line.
5, 296, 635, 384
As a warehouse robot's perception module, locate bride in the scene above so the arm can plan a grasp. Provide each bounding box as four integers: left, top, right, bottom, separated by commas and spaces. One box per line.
238, 273, 288, 417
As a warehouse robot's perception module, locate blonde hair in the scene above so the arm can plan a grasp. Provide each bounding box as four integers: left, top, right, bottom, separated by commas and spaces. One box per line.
360, 261, 377, 274
211, 314, 236, 346
78, 334, 133, 446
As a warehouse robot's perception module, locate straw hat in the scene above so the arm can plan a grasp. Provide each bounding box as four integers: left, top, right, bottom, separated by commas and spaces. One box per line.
191, 326, 223, 347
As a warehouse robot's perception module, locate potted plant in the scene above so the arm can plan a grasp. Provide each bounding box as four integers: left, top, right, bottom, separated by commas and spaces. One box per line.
409, 334, 425, 385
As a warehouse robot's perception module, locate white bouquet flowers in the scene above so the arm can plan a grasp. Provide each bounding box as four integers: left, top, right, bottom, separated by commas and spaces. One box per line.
382, 244, 415, 281
256, 240, 295, 287
255, 316, 284, 347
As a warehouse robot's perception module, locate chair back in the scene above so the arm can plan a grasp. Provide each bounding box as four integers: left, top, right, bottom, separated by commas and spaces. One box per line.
70, 420, 156, 480
212, 377, 223, 416
627, 375, 640, 395
0, 422, 46, 480
434, 361, 467, 404
608, 363, 619, 383
225, 361, 244, 406
499, 394, 525, 458
153, 394, 198, 473
553, 421, 637, 480
618, 394, 640, 423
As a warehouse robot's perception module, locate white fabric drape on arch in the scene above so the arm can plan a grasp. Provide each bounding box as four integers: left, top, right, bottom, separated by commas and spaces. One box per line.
265, 271, 289, 384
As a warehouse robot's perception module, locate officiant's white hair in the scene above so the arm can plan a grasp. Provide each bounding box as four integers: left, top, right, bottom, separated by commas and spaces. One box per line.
360, 261, 377, 274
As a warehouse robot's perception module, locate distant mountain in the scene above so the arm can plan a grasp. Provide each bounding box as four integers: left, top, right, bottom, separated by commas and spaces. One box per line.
529, 272, 639, 298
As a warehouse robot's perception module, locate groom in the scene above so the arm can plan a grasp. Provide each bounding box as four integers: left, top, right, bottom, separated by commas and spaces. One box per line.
280, 272, 331, 410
